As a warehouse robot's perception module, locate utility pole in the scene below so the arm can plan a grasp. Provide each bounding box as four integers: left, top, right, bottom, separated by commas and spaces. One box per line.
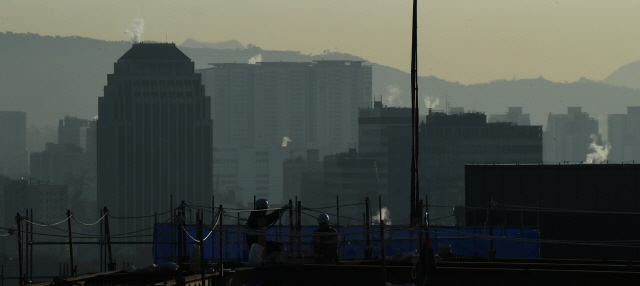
104, 207, 115, 271
16, 213, 23, 286
66, 210, 75, 277
488, 198, 497, 261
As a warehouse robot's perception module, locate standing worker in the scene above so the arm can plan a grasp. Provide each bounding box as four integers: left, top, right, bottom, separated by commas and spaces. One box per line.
246, 198, 288, 262
312, 213, 340, 264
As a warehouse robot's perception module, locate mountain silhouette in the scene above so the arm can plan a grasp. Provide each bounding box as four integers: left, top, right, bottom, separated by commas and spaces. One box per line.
603, 60, 640, 90
1, 31, 639, 130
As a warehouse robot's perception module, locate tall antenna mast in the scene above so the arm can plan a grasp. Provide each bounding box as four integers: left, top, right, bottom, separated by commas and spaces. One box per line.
410, 0, 420, 225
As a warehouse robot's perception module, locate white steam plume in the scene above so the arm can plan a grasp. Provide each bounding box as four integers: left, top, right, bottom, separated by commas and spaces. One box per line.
424, 96, 440, 109
585, 134, 611, 164
385, 84, 401, 106
124, 18, 144, 44
371, 207, 392, 225
282, 136, 291, 147
248, 54, 262, 64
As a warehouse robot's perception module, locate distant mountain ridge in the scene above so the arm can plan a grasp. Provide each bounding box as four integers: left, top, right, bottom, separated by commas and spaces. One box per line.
1, 31, 640, 130
180, 38, 245, 50
603, 60, 640, 90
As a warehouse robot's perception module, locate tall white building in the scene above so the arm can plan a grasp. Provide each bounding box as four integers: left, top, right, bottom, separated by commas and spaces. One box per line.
608, 106, 640, 162
543, 107, 600, 163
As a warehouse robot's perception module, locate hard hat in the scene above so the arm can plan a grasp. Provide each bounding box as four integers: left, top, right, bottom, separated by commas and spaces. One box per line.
256, 198, 269, 210
318, 213, 330, 224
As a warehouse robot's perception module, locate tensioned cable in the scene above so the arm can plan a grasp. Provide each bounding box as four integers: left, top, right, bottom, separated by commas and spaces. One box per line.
72, 211, 109, 226
23, 216, 71, 227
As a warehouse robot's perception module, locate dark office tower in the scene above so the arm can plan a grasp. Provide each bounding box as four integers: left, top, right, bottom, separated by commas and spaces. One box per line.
0, 111, 27, 179
58, 116, 95, 153
419, 110, 542, 225
358, 101, 412, 223
98, 43, 213, 236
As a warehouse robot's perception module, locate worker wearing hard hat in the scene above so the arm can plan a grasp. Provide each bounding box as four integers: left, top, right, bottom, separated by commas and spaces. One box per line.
312, 213, 340, 264
245, 198, 288, 262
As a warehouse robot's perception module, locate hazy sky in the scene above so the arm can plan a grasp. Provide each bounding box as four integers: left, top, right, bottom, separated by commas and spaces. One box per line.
3, 1, 640, 84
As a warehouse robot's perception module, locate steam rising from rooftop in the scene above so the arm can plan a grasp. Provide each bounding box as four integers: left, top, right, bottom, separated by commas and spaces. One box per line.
585, 134, 610, 164
372, 207, 392, 225
424, 96, 440, 109
385, 84, 401, 106
248, 54, 262, 64
125, 18, 144, 44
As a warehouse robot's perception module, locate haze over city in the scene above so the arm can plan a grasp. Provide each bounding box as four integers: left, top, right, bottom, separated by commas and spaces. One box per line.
3, 1, 640, 285
3, 1, 640, 84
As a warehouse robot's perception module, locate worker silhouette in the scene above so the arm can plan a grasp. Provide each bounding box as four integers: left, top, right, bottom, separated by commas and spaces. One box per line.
246, 198, 288, 262
312, 213, 340, 264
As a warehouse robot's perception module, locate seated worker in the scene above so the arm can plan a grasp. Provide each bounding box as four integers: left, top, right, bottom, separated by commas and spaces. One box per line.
245, 198, 288, 260
312, 213, 340, 264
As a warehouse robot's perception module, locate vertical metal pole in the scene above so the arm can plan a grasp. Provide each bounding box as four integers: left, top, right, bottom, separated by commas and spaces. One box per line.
99, 208, 103, 272
29, 208, 33, 282
66, 210, 75, 277
219, 205, 224, 276
381, 220, 387, 286
16, 213, 23, 286
378, 195, 382, 223
198, 211, 206, 286
237, 212, 241, 260
336, 195, 340, 226
365, 197, 370, 247
177, 209, 183, 267
170, 195, 174, 264
154, 211, 158, 265
104, 207, 114, 271
296, 201, 302, 255
211, 196, 218, 265
25, 209, 28, 284
489, 201, 494, 261
288, 200, 293, 253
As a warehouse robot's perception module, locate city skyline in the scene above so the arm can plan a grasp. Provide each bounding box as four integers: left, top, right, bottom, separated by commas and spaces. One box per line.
3, 1, 640, 84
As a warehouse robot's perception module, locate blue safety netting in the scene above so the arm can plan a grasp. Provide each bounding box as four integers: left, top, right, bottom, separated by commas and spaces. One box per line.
152, 225, 540, 264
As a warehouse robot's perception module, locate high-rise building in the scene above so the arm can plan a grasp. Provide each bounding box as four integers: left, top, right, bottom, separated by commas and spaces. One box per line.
58, 116, 95, 153
489, 107, 531, 125
608, 106, 640, 162
201, 63, 254, 148
199, 60, 371, 206
543, 107, 600, 163
358, 100, 412, 222
312, 60, 372, 156
0, 111, 27, 179
199, 60, 372, 156
97, 43, 213, 235
419, 110, 542, 224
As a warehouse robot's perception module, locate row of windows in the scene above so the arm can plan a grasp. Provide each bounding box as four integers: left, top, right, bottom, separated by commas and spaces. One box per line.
131, 79, 199, 87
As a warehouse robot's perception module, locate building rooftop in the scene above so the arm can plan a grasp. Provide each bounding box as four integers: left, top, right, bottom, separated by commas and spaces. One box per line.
118, 43, 191, 62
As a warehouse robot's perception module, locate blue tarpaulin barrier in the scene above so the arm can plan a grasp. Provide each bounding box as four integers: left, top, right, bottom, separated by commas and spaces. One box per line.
152, 225, 540, 264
